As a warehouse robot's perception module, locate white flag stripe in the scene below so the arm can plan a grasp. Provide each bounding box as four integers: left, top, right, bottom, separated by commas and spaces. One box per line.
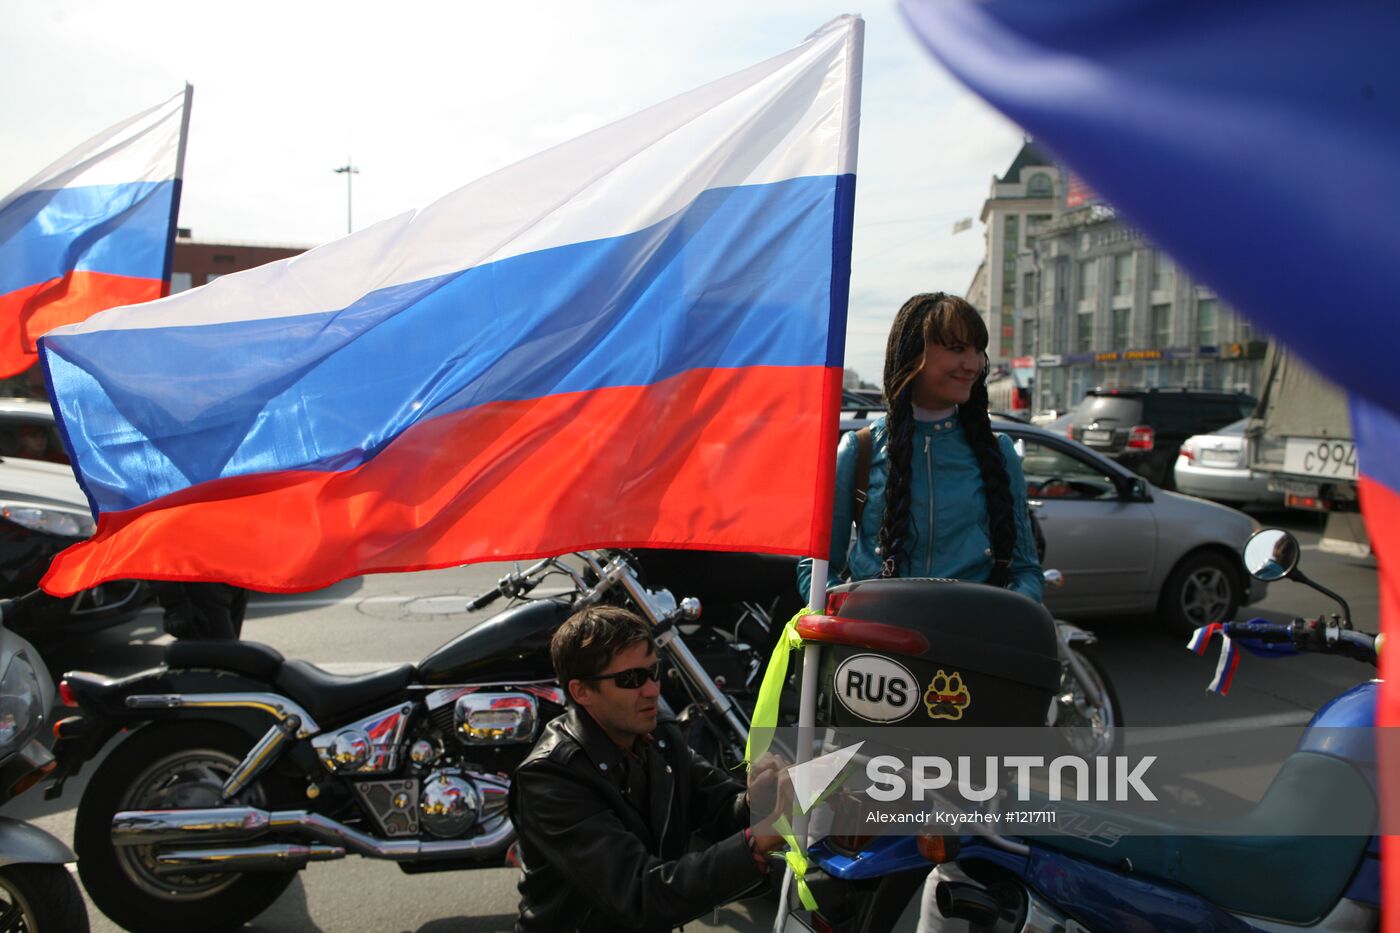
53, 17, 861, 337
0, 90, 185, 215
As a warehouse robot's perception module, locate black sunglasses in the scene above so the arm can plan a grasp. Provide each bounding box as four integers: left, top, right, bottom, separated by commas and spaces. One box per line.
582, 662, 661, 690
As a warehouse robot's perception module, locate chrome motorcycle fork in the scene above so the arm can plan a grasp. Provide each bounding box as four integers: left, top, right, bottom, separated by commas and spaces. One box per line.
1055, 620, 1104, 708
603, 557, 751, 746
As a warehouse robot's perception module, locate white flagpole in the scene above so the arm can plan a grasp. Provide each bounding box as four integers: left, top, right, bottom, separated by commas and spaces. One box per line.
775, 15, 864, 931
772, 16, 856, 930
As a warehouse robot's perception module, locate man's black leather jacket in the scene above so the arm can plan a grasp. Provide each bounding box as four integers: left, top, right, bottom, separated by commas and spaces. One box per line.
509, 706, 765, 932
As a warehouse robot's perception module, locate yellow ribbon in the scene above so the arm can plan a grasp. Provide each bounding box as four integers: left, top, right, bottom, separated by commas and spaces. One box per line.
746, 607, 820, 911
744, 606, 815, 764
775, 816, 818, 911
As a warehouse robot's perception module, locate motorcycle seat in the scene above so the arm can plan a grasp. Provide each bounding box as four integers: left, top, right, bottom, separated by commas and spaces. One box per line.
1023, 751, 1375, 924
274, 659, 417, 724
165, 639, 286, 682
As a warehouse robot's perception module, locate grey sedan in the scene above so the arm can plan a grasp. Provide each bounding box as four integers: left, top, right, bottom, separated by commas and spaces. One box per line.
1173, 418, 1282, 507
994, 418, 1266, 636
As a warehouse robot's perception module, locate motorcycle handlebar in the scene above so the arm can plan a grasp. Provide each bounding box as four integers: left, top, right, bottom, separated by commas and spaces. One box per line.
464, 589, 504, 612
464, 559, 555, 612
1223, 620, 1293, 642
1225, 619, 1378, 663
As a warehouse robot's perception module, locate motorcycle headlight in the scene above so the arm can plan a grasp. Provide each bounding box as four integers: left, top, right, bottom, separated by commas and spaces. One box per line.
0, 504, 96, 538
0, 653, 45, 754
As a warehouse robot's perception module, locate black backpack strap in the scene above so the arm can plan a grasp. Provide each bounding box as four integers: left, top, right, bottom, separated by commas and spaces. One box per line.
853, 427, 873, 527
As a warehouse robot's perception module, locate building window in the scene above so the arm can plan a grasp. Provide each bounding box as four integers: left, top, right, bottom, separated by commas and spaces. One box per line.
1112, 307, 1130, 351
1151, 303, 1171, 349
1021, 320, 1036, 356
1027, 213, 1052, 234
1113, 253, 1133, 298
1022, 271, 1036, 307
1027, 174, 1052, 197
170, 272, 193, 294
1151, 250, 1173, 293
1077, 258, 1097, 306
1197, 298, 1218, 347
1076, 310, 1094, 352
1003, 214, 1020, 253
1236, 310, 1253, 342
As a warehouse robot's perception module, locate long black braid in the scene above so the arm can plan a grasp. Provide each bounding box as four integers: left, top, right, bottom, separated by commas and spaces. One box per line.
876, 293, 1018, 585
958, 373, 1018, 587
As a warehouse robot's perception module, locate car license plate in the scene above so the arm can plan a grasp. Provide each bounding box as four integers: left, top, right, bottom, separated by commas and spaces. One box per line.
1283, 438, 1359, 480
1082, 429, 1112, 445
1269, 477, 1321, 497
1201, 448, 1239, 466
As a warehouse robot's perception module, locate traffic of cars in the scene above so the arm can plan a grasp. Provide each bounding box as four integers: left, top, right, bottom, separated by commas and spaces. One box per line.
1065, 386, 1256, 489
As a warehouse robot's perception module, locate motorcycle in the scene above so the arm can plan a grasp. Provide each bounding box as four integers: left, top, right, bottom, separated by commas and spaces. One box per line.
623, 552, 1124, 754
631, 550, 1121, 757
796, 527, 1381, 932
45, 549, 749, 933
0, 592, 90, 932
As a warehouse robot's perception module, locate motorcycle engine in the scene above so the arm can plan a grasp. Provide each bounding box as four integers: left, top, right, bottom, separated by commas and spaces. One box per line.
419, 768, 486, 838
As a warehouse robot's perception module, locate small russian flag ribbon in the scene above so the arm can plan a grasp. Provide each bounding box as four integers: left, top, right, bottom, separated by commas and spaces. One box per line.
1186, 623, 1241, 695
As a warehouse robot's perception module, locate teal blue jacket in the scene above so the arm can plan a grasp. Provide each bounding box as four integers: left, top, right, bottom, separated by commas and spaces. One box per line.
797, 414, 1044, 601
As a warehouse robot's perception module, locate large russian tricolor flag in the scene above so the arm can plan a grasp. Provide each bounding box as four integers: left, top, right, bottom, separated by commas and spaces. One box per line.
0, 88, 190, 378
39, 17, 862, 596
897, 0, 1398, 925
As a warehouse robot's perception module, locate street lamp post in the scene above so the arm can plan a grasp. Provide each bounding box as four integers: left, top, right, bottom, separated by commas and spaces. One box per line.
333, 158, 359, 234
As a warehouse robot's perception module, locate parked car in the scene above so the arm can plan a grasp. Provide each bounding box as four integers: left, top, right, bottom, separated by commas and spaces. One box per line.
0, 403, 148, 641
840, 388, 884, 433
1067, 387, 1256, 489
994, 417, 1265, 636
0, 397, 69, 465
1173, 418, 1283, 508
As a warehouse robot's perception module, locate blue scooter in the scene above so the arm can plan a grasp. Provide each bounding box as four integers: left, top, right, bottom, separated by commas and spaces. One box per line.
799, 527, 1382, 932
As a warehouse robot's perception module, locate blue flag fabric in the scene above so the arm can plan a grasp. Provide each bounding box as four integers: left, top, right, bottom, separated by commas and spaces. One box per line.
898, 0, 1399, 416
898, 1, 1399, 926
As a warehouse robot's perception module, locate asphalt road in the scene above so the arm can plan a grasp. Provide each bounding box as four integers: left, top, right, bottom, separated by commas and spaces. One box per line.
9, 506, 1378, 932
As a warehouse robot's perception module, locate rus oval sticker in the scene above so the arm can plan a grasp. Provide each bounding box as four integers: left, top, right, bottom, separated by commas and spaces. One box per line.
833, 654, 918, 722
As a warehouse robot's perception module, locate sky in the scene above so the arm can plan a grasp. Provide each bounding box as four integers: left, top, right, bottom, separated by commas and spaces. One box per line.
0, 0, 1026, 383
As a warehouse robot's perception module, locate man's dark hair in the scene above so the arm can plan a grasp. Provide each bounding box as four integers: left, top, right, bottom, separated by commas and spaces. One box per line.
551, 605, 653, 689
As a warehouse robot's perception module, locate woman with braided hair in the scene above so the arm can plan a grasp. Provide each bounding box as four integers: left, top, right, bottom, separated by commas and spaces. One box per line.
798, 292, 1043, 933
796, 292, 1042, 601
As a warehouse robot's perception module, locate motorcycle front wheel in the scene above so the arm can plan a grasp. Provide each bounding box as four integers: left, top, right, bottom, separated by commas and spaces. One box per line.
1051, 643, 1123, 757
0, 863, 90, 932
75, 721, 298, 933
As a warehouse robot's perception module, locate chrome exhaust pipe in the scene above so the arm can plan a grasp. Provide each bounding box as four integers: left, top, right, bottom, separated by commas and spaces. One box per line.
113, 807, 270, 846
112, 806, 516, 862
154, 843, 345, 875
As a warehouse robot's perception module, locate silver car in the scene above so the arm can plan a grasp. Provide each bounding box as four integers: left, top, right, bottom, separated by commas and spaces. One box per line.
0, 399, 148, 639
995, 418, 1266, 637
1173, 418, 1282, 507
0, 397, 69, 464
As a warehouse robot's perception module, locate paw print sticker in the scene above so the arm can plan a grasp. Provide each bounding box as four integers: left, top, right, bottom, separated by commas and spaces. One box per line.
924, 669, 971, 721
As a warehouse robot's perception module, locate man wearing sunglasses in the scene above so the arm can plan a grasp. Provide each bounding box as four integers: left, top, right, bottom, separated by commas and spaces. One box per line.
510, 605, 787, 933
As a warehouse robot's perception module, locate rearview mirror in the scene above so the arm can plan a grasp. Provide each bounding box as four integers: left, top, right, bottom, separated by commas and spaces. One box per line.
1243, 528, 1299, 581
